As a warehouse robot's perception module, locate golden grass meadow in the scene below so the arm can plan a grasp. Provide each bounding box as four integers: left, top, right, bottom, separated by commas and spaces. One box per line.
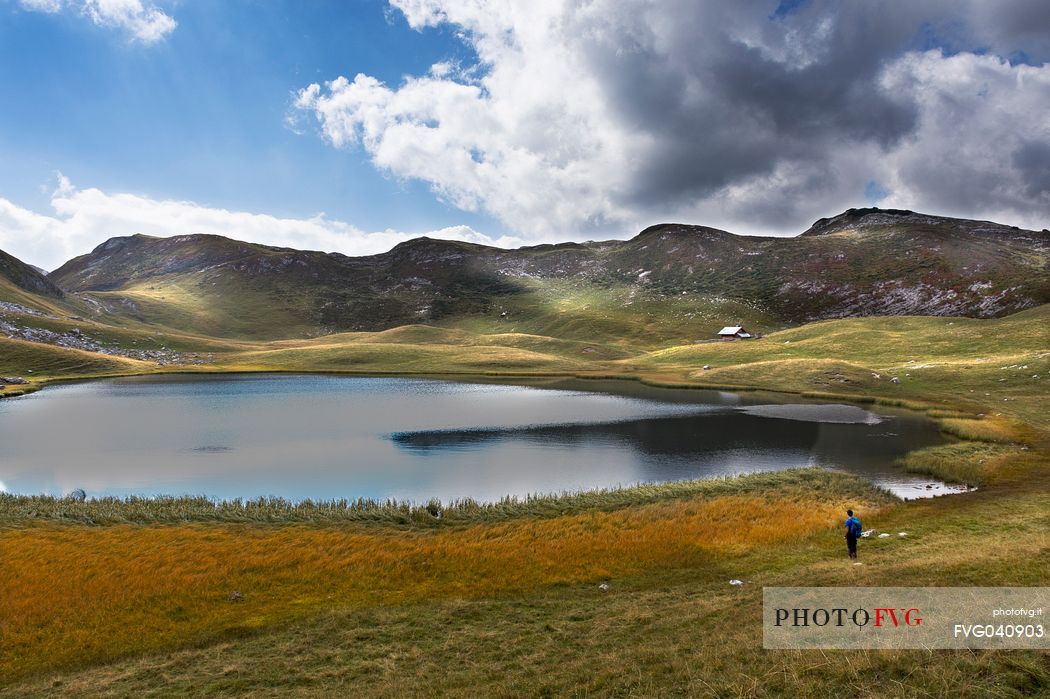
1, 474, 888, 683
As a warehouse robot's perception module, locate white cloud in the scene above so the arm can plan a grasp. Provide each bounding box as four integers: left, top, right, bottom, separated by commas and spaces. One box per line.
294, 1, 1050, 238
294, 2, 638, 239
19, 0, 63, 12
18, 0, 176, 44
0, 176, 522, 271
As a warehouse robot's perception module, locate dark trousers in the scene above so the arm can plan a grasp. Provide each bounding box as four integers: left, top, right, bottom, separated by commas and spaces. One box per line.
846, 534, 858, 559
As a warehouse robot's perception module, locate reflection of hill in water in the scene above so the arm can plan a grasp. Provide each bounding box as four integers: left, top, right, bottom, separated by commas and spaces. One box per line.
392, 410, 946, 481
393, 412, 821, 455
809, 418, 944, 475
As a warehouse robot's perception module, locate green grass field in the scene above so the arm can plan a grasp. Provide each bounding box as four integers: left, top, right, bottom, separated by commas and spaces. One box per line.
0, 301, 1048, 696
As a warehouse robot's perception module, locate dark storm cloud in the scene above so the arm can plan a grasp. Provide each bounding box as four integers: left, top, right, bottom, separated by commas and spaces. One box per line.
574, 0, 1049, 230
570, 1, 956, 221
302, 0, 1050, 238
1013, 142, 1050, 200
965, 0, 1050, 63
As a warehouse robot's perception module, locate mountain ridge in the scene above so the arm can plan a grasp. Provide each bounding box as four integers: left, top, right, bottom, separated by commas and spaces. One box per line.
0, 207, 1045, 341
799, 207, 1047, 238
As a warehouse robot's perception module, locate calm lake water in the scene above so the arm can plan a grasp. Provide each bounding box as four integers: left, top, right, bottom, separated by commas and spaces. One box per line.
0, 374, 964, 502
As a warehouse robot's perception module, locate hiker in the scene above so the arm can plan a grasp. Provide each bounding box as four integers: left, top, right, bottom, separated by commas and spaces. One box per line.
844, 509, 862, 560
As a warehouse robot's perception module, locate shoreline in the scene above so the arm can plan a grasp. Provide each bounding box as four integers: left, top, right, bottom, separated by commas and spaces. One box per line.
0, 467, 900, 527
1, 361, 976, 415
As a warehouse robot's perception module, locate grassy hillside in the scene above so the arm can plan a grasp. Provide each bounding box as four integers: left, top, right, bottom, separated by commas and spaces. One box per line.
0, 248, 62, 299
633, 304, 1050, 430
0, 337, 149, 386
86, 278, 328, 340
445, 279, 780, 348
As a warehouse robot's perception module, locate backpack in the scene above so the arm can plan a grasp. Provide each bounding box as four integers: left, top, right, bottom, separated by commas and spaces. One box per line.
848, 517, 862, 537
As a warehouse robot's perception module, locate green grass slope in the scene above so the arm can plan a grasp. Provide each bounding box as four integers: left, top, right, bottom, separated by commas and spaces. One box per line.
0, 337, 149, 384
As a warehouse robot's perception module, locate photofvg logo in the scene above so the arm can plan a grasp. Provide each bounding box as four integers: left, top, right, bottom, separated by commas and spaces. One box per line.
774, 606, 922, 629
763, 587, 1049, 649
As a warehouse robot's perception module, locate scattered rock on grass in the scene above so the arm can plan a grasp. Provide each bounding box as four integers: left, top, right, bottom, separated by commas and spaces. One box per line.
729, 579, 744, 586
228, 591, 244, 602
598, 583, 610, 592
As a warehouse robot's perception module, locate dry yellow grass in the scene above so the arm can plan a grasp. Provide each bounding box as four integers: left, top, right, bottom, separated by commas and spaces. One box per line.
897, 442, 1025, 486
0, 491, 878, 681
5, 467, 1048, 698
938, 416, 1028, 443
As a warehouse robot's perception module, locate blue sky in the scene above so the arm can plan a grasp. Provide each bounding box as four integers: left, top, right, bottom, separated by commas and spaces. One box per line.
0, 0, 496, 234
1, 0, 1048, 269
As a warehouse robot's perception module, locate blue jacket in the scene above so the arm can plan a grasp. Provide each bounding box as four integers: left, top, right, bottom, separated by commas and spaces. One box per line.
845, 516, 862, 537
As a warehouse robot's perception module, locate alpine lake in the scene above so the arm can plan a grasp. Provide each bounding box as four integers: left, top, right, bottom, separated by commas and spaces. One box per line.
0, 373, 968, 503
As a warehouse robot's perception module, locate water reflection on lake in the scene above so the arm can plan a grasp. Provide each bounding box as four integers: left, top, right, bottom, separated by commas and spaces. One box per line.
0, 374, 963, 502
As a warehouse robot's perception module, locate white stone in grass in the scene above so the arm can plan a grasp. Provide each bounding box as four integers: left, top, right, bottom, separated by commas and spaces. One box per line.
898, 532, 908, 537
729, 579, 744, 586
878, 533, 891, 538
598, 583, 610, 592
